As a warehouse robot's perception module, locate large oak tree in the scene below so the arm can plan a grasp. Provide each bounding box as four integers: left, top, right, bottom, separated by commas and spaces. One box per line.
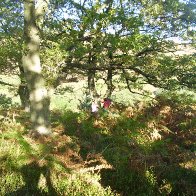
0, 0, 195, 135
22, 0, 51, 135
52, 0, 195, 94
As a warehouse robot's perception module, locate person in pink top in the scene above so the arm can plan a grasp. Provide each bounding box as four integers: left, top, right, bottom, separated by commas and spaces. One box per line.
91, 100, 99, 113
91, 99, 99, 118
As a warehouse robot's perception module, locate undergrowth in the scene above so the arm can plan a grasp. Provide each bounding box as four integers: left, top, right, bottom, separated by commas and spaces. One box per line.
0, 90, 195, 195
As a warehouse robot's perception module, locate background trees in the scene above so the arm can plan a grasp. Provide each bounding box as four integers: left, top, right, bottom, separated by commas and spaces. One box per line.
0, 1, 195, 195
51, 0, 195, 94
0, 0, 195, 135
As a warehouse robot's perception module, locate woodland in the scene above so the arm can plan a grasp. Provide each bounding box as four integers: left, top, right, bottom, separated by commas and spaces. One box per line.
0, 0, 195, 195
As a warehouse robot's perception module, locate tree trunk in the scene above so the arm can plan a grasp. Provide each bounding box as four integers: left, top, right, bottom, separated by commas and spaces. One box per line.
106, 50, 114, 98
18, 65, 30, 110
87, 69, 97, 97
18, 84, 30, 110
22, 0, 51, 135
87, 51, 97, 98
106, 67, 114, 98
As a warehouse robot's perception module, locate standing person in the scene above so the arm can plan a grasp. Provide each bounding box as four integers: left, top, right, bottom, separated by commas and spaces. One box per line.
91, 99, 99, 117
103, 98, 112, 111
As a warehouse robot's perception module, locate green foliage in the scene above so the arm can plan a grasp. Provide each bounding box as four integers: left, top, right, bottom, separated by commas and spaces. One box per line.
61, 110, 81, 134
113, 116, 145, 133
0, 172, 24, 195
150, 139, 169, 156
154, 90, 196, 132
54, 173, 115, 196
0, 120, 116, 195
156, 90, 196, 108
0, 88, 196, 195
0, 0, 196, 193
0, 94, 13, 109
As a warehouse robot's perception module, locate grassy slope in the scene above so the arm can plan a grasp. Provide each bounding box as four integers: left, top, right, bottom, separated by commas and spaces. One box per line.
0, 76, 196, 195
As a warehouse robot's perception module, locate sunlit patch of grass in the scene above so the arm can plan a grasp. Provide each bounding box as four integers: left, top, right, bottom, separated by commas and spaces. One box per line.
0, 131, 25, 195
0, 112, 118, 196
53, 172, 118, 196
1, 75, 196, 196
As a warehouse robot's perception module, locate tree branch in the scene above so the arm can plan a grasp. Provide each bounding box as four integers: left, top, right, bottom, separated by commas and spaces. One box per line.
0, 80, 15, 86
122, 69, 155, 98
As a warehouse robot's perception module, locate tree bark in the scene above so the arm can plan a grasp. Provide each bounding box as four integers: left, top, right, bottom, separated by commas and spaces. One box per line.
18, 65, 30, 110
87, 51, 98, 98
87, 69, 97, 97
105, 50, 114, 97
105, 67, 114, 98
22, 0, 51, 135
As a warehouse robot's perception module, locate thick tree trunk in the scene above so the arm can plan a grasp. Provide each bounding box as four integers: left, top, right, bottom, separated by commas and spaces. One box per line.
22, 0, 51, 135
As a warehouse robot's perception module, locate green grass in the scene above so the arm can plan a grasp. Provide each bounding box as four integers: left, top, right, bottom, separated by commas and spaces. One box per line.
0, 125, 117, 196
0, 75, 196, 195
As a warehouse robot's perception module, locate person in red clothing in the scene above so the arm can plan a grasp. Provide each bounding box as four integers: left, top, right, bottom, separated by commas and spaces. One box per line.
102, 98, 112, 110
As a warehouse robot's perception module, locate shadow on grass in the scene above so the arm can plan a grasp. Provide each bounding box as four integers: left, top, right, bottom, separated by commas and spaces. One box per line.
2, 101, 195, 195
5, 161, 57, 196
60, 108, 196, 196
0, 130, 68, 196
